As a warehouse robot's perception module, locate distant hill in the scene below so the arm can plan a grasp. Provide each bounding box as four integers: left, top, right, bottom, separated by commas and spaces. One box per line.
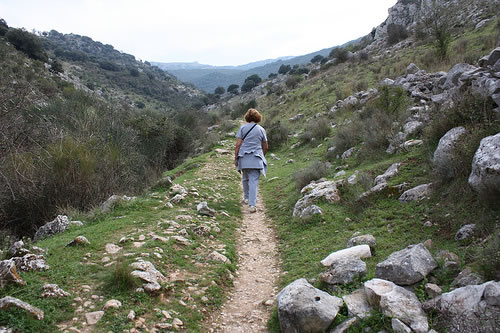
42, 30, 204, 112
152, 40, 359, 92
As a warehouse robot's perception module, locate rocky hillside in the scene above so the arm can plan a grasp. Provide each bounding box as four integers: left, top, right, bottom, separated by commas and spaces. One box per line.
42, 30, 204, 112
0, 22, 213, 241
1, 1, 500, 332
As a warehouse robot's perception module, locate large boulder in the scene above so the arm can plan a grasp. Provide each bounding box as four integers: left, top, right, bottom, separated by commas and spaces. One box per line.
433, 126, 468, 178
33, 215, 69, 242
342, 289, 373, 319
347, 235, 376, 253
320, 258, 366, 285
321, 245, 371, 267
423, 281, 500, 333
0, 296, 44, 320
375, 243, 437, 285
130, 260, 167, 294
277, 278, 343, 333
468, 133, 500, 195
0, 260, 26, 286
293, 180, 340, 217
196, 202, 215, 217
442, 63, 476, 90
478, 47, 500, 68
364, 279, 428, 333
12, 254, 49, 272
374, 163, 401, 186
398, 183, 432, 202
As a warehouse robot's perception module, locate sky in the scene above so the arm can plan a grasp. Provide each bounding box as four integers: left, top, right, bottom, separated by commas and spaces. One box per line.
0, 0, 397, 66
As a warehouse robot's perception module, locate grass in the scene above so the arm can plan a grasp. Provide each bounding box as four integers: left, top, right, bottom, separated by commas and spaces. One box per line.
0, 139, 243, 332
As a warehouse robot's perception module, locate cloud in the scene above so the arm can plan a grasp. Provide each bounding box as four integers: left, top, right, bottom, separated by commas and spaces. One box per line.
0, 0, 397, 65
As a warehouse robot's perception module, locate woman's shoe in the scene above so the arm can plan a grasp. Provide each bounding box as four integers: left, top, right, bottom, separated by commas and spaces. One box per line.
241, 199, 249, 204
249, 206, 256, 213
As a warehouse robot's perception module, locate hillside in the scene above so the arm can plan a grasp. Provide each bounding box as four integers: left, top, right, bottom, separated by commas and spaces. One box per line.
1, 0, 500, 332
154, 40, 359, 93
42, 30, 205, 113
0, 21, 215, 242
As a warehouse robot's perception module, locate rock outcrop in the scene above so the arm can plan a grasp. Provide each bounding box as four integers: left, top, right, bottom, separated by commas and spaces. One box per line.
33, 215, 70, 242
375, 243, 437, 285
293, 180, 340, 217
468, 132, 500, 195
423, 281, 500, 333
277, 278, 343, 333
364, 278, 428, 333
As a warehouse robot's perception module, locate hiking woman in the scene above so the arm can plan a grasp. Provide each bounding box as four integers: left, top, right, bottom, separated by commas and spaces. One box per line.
234, 108, 268, 213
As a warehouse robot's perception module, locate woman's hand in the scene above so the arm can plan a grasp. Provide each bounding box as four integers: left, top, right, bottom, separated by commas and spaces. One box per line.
234, 159, 238, 167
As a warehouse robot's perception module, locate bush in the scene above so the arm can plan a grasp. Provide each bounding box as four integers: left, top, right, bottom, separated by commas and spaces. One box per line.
311, 55, 324, 63
301, 119, 331, 144
329, 47, 349, 63
6, 28, 47, 61
227, 84, 239, 95
214, 86, 225, 95
230, 99, 257, 120
278, 64, 291, 74
376, 85, 409, 118
0, 18, 8, 36
294, 161, 328, 190
104, 258, 140, 292
478, 232, 500, 281
285, 75, 302, 89
265, 121, 289, 149
387, 23, 409, 45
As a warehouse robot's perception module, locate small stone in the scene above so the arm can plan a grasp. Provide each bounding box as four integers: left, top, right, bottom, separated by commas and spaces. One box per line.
172, 318, 183, 327
425, 283, 442, 298
84, 311, 104, 325
423, 221, 433, 227
127, 310, 136, 320
103, 299, 122, 310
101, 257, 111, 263
161, 310, 172, 319
105, 243, 122, 254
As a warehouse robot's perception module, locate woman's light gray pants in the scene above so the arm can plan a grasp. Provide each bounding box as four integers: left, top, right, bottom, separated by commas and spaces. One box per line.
242, 169, 261, 207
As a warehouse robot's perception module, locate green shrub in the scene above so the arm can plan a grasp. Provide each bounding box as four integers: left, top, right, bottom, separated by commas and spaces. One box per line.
294, 161, 328, 190
6, 28, 47, 61
285, 75, 302, 89
105, 258, 140, 292
301, 119, 331, 144
376, 85, 409, 118
265, 121, 289, 149
477, 232, 500, 281
230, 99, 257, 120
387, 23, 409, 45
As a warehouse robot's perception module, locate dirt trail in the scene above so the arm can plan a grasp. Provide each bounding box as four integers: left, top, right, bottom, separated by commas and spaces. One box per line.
209, 193, 281, 332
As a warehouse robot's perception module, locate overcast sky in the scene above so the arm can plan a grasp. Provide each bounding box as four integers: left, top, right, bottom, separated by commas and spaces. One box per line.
0, 0, 397, 66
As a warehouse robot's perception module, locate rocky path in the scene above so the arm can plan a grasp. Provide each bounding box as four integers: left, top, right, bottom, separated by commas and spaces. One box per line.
209, 193, 281, 332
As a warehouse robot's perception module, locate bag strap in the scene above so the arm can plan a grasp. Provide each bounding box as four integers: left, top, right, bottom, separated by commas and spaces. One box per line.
242, 123, 257, 141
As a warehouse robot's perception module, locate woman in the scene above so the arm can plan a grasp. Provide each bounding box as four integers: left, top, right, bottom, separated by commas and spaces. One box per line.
234, 108, 268, 213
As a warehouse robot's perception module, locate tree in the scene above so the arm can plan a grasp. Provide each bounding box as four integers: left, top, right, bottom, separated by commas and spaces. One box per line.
241, 80, 257, 93
0, 18, 8, 36
241, 74, 262, 93
387, 23, 408, 45
245, 74, 262, 85
278, 64, 291, 74
310, 55, 324, 63
50, 59, 63, 73
420, 0, 456, 60
329, 47, 349, 63
227, 84, 239, 95
214, 86, 225, 95
6, 28, 47, 61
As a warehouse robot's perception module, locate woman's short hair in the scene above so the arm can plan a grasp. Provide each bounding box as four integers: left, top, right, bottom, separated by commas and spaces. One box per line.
245, 108, 262, 123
